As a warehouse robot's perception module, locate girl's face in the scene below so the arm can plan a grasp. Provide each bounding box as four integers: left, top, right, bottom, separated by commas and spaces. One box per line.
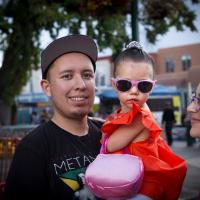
187, 83, 200, 138
112, 60, 154, 113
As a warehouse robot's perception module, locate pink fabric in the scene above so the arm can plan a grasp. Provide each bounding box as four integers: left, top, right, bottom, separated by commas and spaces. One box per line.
85, 154, 144, 199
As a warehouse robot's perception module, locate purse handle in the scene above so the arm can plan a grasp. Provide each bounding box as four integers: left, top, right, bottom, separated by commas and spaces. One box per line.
100, 135, 130, 154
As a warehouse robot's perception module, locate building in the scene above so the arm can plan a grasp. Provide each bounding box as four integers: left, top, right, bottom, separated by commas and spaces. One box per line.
153, 43, 200, 109
95, 56, 112, 90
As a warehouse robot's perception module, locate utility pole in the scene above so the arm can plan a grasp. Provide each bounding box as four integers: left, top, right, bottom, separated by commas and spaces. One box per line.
131, 0, 139, 41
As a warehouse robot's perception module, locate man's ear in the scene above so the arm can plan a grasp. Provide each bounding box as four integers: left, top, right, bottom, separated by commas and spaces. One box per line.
40, 79, 51, 97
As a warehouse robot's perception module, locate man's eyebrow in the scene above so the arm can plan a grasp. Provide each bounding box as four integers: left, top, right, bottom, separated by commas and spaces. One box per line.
59, 70, 73, 75
83, 69, 94, 72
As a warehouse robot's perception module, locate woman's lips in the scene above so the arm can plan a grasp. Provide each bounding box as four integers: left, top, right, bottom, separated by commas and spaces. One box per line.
191, 117, 200, 124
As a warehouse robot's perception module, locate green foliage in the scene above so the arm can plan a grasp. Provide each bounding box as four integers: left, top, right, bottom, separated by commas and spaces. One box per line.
0, 0, 199, 105
140, 0, 197, 43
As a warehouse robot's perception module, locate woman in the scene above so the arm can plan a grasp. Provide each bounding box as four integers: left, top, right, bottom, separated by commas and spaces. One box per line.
187, 83, 200, 138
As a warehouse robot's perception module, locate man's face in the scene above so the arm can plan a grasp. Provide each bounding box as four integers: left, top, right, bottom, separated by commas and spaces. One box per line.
43, 52, 95, 120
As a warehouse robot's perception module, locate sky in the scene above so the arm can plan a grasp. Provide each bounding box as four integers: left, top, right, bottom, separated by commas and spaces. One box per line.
0, 2, 200, 64
139, 2, 200, 53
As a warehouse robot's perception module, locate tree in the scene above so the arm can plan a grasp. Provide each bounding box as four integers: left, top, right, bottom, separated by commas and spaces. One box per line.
0, 0, 199, 124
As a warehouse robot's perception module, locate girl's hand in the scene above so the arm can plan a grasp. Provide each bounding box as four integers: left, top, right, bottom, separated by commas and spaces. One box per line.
142, 103, 150, 111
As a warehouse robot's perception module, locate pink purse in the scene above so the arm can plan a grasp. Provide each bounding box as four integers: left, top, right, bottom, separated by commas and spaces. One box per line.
85, 141, 144, 200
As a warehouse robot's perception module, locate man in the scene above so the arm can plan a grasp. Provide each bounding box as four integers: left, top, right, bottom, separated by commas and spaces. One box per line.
162, 102, 176, 146
3, 35, 102, 200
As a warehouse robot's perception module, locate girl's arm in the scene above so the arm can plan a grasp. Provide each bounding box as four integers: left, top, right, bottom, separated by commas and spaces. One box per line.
106, 113, 149, 152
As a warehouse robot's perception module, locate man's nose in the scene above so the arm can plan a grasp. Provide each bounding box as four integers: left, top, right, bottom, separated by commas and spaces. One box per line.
75, 76, 86, 89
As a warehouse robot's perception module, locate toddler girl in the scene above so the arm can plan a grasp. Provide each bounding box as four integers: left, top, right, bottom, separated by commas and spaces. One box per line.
101, 41, 187, 200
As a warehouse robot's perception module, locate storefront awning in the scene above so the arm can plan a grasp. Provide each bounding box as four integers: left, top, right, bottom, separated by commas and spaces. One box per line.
15, 93, 49, 104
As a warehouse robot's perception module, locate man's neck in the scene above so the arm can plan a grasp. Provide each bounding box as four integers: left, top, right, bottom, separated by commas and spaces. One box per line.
51, 114, 89, 136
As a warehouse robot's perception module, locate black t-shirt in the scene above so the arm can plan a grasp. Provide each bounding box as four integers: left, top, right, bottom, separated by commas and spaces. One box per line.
4, 119, 102, 200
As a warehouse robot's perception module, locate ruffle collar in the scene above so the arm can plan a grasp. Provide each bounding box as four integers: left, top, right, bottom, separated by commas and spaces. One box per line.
101, 102, 162, 137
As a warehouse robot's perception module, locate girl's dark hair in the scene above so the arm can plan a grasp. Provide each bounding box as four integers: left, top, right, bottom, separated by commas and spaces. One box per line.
113, 41, 155, 77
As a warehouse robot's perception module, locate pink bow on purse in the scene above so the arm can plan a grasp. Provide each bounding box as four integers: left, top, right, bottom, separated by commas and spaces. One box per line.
85, 139, 144, 200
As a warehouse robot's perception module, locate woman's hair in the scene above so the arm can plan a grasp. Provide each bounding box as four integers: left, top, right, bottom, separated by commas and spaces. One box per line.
113, 41, 155, 78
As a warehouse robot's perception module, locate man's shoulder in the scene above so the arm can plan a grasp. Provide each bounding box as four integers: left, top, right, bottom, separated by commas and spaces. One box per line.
17, 122, 51, 150
88, 116, 105, 128
25, 122, 47, 137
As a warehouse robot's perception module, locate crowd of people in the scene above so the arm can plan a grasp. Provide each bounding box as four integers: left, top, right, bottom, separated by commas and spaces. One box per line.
2, 34, 200, 200
30, 109, 51, 124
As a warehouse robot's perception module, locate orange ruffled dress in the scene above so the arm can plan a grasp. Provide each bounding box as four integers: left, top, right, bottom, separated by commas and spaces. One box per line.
101, 103, 187, 200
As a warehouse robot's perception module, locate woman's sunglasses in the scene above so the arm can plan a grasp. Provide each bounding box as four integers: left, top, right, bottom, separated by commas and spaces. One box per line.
112, 78, 156, 93
190, 96, 200, 111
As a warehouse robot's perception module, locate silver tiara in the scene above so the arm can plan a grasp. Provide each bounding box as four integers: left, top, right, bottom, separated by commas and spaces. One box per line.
125, 41, 143, 50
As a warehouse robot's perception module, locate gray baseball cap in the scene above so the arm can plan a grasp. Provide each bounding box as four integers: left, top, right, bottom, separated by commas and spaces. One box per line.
41, 34, 98, 79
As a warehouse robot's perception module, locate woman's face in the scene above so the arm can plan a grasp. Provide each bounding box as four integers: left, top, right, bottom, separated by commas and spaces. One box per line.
187, 83, 200, 138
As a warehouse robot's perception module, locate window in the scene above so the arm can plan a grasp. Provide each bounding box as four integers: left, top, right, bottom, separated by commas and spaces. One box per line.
95, 73, 106, 87
182, 54, 191, 71
100, 75, 105, 86
95, 73, 99, 86
165, 58, 175, 72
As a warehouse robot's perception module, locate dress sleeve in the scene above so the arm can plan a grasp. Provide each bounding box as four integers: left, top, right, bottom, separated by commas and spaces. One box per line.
101, 102, 162, 137
101, 103, 140, 134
